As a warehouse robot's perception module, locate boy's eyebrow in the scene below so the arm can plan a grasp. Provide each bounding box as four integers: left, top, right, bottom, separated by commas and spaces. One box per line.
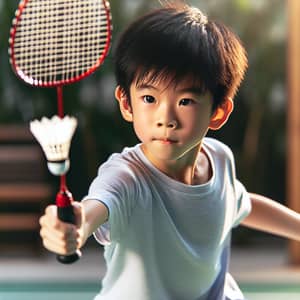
178, 87, 205, 95
135, 83, 158, 90
136, 84, 205, 95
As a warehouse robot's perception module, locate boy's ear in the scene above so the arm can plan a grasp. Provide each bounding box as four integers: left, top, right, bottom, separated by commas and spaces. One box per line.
209, 97, 234, 130
115, 86, 133, 122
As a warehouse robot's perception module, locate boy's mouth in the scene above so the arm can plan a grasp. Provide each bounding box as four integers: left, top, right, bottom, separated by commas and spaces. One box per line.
154, 137, 177, 144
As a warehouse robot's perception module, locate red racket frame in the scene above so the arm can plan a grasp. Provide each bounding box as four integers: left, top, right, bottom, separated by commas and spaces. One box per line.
9, 0, 112, 88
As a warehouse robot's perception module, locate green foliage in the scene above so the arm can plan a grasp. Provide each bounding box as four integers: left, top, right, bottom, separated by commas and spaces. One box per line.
0, 0, 286, 204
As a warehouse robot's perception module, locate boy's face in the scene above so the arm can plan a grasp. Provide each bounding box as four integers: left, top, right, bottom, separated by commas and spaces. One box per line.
116, 75, 232, 168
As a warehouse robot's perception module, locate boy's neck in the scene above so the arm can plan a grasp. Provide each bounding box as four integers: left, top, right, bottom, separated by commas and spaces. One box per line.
141, 144, 212, 185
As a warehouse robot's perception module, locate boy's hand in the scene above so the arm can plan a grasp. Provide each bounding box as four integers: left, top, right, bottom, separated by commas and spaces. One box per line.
39, 202, 84, 256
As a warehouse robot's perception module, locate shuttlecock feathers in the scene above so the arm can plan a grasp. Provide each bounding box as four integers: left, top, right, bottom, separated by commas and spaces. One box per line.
30, 115, 77, 175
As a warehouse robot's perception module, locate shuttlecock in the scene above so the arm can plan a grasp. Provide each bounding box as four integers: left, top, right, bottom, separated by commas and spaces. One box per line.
30, 115, 77, 175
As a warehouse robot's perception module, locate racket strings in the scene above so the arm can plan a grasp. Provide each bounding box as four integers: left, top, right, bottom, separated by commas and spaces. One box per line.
12, 0, 111, 84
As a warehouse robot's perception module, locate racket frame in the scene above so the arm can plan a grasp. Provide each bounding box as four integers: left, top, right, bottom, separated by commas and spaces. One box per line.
9, 0, 112, 87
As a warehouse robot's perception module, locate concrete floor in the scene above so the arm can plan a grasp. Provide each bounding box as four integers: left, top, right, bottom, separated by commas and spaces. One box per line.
0, 241, 299, 285
0, 242, 300, 300
230, 245, 300, 284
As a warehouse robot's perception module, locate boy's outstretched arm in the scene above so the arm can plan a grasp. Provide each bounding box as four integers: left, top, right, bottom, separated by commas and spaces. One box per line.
39, 200, 108, 256
241, 193, 300, 241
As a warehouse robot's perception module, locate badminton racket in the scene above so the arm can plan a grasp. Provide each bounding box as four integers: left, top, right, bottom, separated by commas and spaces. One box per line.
9, 0, 112, 263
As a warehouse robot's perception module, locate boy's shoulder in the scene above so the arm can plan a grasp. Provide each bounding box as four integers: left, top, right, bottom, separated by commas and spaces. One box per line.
99, 144, 145, 176
203, 137, 234, 160
94, 144, 146, 192
105, 144, 142, 165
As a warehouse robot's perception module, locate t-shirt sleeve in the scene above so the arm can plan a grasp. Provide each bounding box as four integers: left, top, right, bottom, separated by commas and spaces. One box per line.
232, 179, 251, 227
82, 159, 138, 244
215, 139, 252, 228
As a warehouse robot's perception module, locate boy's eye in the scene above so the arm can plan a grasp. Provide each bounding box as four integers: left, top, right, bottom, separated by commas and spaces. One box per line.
143, 95, 155, 103
179, 98, 194, 106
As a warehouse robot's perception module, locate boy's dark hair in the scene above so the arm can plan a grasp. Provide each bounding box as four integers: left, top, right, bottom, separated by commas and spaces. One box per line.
114, 4, 248, 111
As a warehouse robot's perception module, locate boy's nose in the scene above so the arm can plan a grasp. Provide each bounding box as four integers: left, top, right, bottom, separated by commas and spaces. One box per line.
156, 102, 178, 129
156, 119, 178, 129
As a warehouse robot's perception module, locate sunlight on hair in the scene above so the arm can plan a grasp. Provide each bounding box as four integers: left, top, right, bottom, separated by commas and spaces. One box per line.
188, 7, 208, 26
157, 1, 208, 27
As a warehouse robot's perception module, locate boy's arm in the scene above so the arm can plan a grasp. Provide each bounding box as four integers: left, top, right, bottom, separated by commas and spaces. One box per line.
80, 199, 109, 246
241, 193, 300, 241
40, 199, 108, 256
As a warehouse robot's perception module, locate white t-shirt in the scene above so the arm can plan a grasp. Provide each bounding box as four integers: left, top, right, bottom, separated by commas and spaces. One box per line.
83, 138, 251, 300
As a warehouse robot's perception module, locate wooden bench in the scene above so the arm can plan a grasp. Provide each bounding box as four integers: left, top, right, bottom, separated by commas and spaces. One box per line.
0, 125, 53, 252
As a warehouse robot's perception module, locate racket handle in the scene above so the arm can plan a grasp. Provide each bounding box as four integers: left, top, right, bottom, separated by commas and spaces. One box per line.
56, 191, 82, 264
57, 251, 81, 264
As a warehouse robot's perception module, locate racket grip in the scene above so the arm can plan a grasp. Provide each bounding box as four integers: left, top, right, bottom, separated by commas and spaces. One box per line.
56, 190, 82, 264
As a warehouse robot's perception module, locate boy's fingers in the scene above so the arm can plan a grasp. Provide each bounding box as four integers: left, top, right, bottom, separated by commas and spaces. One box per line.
40, 221, 80, 255
41, 203, 83, 228
39, 205, 59, 228
40, 221, 77, 240
39, 211, 64, 231
45, 204, 57, 217
39, 203, 83, 255
42, 234, 79, 255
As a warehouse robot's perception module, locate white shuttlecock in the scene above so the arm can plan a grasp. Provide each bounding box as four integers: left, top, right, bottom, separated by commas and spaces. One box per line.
30, 115, 77, 175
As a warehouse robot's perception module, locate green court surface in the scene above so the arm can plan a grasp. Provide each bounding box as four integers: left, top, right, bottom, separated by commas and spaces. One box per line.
0, 282, 98, 300
241, 283, 300, 300
0, 282, 300, 300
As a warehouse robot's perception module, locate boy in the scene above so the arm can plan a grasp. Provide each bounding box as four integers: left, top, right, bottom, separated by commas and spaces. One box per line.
40, 3, 300, 300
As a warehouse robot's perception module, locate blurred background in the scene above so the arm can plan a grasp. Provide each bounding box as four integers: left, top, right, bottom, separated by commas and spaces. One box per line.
1, 0, 300, 298
0, 0, 287, 249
